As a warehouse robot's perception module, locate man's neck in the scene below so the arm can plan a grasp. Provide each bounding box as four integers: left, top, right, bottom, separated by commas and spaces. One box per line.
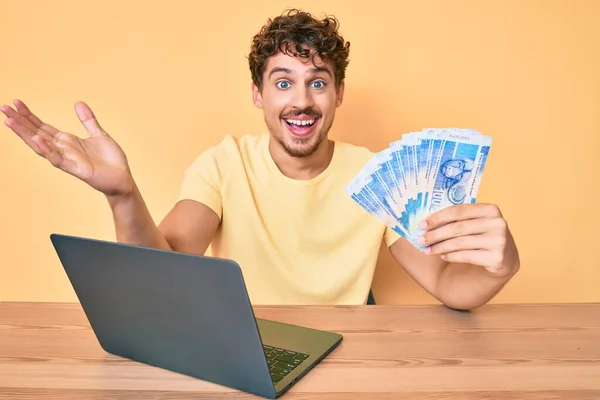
268, 138, 335, 180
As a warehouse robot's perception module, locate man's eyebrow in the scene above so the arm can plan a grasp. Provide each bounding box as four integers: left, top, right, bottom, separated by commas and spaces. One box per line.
268, 67, 292, 78
268, 66, 333, 79
312, 66, 333, 77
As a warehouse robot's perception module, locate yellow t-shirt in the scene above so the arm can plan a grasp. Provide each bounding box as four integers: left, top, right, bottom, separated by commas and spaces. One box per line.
177, 133, 401, 305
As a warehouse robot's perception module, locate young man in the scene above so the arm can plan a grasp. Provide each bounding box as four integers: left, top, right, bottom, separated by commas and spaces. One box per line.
1, 9, 519, 309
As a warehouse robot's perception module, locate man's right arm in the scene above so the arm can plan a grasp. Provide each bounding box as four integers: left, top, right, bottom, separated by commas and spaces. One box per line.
1, 99, 221, 256
108, 181, 220, 256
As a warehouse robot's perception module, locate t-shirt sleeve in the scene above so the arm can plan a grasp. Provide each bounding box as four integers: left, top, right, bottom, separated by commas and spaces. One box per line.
177, 145, 223, 219
383, 226, 402, 247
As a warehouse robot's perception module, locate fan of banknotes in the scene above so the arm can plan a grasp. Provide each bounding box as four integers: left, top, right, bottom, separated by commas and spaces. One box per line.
346, 128, 492, 251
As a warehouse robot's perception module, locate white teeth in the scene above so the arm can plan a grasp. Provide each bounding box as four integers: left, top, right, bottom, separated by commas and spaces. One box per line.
286, 119, 315, 126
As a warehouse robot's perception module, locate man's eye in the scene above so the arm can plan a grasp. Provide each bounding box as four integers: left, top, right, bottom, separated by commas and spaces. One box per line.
276, 81, 291, 89
311, 80, 326, 89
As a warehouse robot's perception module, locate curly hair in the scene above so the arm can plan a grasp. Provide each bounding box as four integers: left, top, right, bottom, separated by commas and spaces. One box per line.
248, 9, 351, 90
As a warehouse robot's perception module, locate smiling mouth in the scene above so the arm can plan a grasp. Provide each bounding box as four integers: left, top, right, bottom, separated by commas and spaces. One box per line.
285, 118, 316, 127
282, 117, 319, 137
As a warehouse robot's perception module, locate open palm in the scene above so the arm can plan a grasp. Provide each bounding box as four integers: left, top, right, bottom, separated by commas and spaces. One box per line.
1, 100, 134, 197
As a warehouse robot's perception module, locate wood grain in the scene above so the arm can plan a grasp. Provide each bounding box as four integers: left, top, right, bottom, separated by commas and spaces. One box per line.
1, 302, 599, 399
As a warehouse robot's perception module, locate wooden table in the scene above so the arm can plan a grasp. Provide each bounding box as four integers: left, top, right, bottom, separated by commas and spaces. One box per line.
1, 302, 599, 399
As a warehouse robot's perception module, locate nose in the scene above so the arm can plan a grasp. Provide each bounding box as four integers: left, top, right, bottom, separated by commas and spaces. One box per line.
291, 85, 314, 111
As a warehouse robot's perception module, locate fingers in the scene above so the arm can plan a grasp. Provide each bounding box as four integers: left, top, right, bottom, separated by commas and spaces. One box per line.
3, 99, 97, 177
13, 99, 44, 127
426, 232, 503, 255
1, 104, 38, 133
421, 203, 503, 230
419, 217, 507, 247
437, 250, 493, 267
74, 101, 106, 137
438, 249, 509, 276
3, 99, 106, 140
13, 99, 59, 136
3, 113, 47, 152
1, 101, 58, 144
1, 102, 67, 164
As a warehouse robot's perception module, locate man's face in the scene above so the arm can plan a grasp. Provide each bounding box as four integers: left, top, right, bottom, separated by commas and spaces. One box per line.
252, 50, 344, 158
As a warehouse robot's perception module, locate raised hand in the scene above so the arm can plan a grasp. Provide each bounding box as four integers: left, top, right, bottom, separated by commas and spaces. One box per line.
1, 99, 134, 197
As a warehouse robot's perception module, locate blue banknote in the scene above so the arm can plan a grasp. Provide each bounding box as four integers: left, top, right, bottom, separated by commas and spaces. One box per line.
421, 128, 492, 211
346, 128, 493, 251
345, 173, 412, 242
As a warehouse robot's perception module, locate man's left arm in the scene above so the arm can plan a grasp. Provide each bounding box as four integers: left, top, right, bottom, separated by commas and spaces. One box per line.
389, 203, 520, 311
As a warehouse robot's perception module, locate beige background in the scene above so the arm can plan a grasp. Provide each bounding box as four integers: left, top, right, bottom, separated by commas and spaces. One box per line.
1, 0, 599, 304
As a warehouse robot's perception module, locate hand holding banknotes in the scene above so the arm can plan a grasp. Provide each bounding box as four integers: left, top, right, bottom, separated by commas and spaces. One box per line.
417, 203, 519, 278
1, 99, 134, 198
347, 127, 519, 279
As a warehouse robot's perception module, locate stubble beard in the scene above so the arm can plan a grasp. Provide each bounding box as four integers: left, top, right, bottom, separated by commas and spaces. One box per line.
278, 132, 324, 158
274, 117, 333, 158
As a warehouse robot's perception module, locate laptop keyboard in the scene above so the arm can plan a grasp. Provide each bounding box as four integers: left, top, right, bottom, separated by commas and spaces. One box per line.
263, 345, 309, 383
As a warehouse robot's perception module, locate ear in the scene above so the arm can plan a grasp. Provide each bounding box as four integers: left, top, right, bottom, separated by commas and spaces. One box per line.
335, 80, 345, 108
252, 82, 263, 109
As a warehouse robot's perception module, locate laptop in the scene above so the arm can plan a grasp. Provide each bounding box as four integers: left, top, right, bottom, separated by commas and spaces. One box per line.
49, 233, 343, 399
